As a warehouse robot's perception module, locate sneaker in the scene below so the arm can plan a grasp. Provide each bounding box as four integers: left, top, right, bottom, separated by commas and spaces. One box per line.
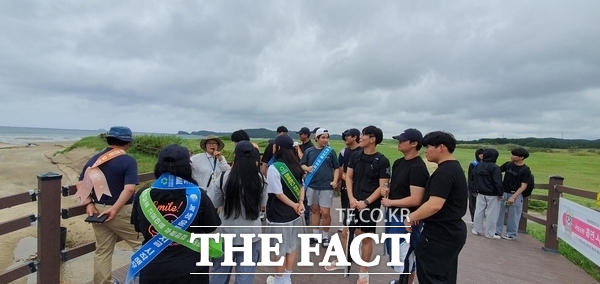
486, 235, 501, 240
471, 229, 480, 235
502, 235, 517, 240
310, 238, 319, 245
266, 275, 275, 284
322, 238, 330, 248
260, 211, 265, 222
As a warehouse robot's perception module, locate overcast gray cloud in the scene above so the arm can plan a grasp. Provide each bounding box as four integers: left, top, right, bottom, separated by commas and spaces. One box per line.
1, 1, 599, 140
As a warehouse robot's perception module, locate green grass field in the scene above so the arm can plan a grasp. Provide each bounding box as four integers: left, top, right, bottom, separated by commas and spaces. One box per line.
63, 135, 600, 280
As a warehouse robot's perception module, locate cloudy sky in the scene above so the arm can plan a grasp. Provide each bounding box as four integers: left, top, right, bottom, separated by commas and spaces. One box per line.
1, 1, 599, 140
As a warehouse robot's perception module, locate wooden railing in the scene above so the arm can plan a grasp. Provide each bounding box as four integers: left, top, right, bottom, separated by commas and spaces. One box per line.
519, 175, 599, 253
0, 172, 155, 284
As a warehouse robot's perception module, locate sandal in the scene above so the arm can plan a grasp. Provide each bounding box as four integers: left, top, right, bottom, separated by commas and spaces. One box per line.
324, 260, 345, 271
357, 272, 369, 284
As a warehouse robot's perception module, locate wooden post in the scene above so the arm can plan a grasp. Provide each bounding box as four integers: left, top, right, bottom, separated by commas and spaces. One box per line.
543, 175, 563, 253
37, 172, 63, 284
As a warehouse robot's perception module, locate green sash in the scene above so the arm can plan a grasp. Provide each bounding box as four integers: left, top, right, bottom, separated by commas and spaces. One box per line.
273, 161, 302, 202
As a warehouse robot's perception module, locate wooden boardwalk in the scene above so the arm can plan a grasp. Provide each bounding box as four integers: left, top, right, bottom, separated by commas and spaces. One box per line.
99, 197, 598, 284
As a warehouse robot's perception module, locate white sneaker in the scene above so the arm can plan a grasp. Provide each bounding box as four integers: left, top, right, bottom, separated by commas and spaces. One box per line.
471, 229, 480, 235
266, 275, 275, 284
486, 235, 501, 239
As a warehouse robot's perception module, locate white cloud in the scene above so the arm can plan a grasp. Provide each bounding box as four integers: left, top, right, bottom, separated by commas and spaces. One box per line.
1, 1, 599, 139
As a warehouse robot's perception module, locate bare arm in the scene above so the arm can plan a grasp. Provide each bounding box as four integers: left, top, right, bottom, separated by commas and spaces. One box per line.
383, 186, 425, 207
408, 196, 446, 222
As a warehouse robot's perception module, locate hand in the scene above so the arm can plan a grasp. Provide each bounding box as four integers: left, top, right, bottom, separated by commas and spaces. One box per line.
403, 219, 413, 232
381, 198, 392, 207
214, 151, 223, 161
380, 187, 389, 198
330, 181, 339, 188
356, 200, 367, 211
296, 203, 305, 215
306, 166, 314, 173
471, 192, 478, 197
86, 203, 99, 216
507, 197, 515, 205
98, 207, 119, 222
498, 196, 504, 201
349, 198, 358, 209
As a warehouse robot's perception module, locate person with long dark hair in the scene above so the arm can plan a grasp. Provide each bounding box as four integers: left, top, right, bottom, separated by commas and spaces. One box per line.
211, 141, 267, 284
265, 135, 305, 284
131, 144, 221, 284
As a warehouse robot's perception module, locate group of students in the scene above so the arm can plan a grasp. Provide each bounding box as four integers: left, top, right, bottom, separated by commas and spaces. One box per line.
80, 125, 527, 284
468, 147, 533, 241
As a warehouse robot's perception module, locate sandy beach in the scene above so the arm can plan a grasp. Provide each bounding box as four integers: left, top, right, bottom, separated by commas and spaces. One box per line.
0, 142, 134, 283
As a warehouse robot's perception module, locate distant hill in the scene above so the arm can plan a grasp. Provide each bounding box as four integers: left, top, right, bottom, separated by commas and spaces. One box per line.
180, 128, 342, 140
459, 137, 600, 149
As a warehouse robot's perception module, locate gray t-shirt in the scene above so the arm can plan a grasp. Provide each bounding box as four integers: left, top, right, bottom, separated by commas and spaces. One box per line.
300, 146, 340, 190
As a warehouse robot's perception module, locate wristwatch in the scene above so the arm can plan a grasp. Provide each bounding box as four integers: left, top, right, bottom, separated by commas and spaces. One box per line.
363, 199, 370, 206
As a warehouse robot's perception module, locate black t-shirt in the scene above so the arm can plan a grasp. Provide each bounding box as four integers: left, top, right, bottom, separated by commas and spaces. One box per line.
500, 162, 532, 193
421, 160, 467, 247
338, 146, 362, 188
79, 147, 139, 205
389, 156, 430, 212
299, 140, 314, 155
347, 150, 390, 206
261, 140, 274, 164
133, 187, 220, 280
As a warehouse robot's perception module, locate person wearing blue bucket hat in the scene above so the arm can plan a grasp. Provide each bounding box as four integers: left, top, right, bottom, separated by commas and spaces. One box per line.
75, 126, 142, 284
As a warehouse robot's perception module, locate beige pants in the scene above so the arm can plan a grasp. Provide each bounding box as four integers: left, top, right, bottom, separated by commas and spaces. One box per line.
92, 204, 142, 284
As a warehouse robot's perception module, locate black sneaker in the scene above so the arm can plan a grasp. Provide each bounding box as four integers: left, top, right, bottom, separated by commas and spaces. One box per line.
310, 238, 319, 245
322, 238, 330, 248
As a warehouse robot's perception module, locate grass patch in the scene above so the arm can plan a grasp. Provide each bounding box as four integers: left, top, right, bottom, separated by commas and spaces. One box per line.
527, 223, 600, 282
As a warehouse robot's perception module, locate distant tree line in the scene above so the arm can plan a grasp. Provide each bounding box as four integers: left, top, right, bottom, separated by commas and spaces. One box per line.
459, 137, 600, 149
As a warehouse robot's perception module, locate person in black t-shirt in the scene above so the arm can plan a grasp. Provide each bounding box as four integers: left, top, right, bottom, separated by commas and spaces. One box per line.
324, 128, 362, 272
495, 147, 532, 240
381, 128, 429, 284
405, 131, 467, 284
346, 125, 390, 284
132, 144, 221, 284
295, 126, 314, 159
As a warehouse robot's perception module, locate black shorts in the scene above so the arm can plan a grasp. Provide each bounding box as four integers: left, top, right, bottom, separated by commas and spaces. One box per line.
352, 207, 380, 233
340, 188, 350, 226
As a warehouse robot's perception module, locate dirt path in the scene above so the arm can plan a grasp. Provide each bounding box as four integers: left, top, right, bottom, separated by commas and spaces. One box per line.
0, 142, 111, 283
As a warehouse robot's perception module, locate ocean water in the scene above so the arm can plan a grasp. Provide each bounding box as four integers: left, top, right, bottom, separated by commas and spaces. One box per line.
0, 126, 205, 145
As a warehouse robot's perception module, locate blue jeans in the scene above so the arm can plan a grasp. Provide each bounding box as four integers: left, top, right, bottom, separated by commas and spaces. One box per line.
495, 192, 523, 238
210, 241, 261, 284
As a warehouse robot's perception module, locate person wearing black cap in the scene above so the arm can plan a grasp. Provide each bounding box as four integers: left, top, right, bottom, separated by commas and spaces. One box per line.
211, 141, 267, 284
405, 131, 467, 284
324, 128, 361, 272
132, 144, 220, 284
495, 147, 532, 240
381, 128, 429, 284
260, 126, 289, 176
345, 125, 391, 284
77, 126, 143, 284
295, 126, 314, 159
265, 134, 305, 284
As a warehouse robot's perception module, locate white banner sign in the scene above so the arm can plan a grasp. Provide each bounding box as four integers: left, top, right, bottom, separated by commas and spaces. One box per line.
557, 197, 600, 266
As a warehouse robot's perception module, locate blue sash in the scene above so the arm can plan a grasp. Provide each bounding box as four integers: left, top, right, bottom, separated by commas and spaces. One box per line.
304, 146, 332, 188
268, 156, 275, 166
125, 173, 201, 284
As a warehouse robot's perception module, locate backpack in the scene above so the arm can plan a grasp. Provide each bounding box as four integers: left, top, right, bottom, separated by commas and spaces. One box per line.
520, 166, 535, 198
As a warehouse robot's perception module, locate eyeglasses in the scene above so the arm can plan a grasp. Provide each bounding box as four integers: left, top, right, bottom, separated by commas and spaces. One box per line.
206, 141, 219, 145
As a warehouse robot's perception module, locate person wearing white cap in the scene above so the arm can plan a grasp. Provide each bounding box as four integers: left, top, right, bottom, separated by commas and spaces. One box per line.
300, 128, 340, 249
